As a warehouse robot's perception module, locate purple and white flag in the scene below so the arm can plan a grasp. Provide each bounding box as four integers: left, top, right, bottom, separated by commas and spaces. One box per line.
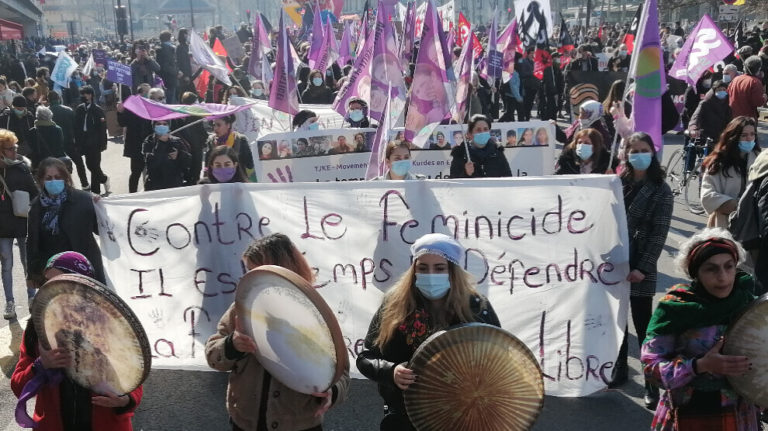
338, 20, 354, 67
307, 3, 326, 70
405, 0, 454, 146
314, 15, 340, 71
249, 13, 272, 79
332, 16, 375, 118
365, 85, 392, 180
399, 1, 416, 65
452, 24, 474, 123
498, 20, 519, 80
269, 10, 300, 115
369, 0, 406, 123
189, 30, 231, 86
669, 15, 733, 86
355, 10, 370, 59
484, 9, 503, 80
122, 95, 255, 121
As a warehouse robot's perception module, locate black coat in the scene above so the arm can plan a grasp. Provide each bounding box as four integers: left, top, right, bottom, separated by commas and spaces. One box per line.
205, 132, 255, 174
555, 147, 616, 175
49, 103, 76, 154
300, 85, 335, 104
356, 294, 500, 430
73, 103, 107, 152
142, 135, 192, 191
29, 123, 66, 168
689, 91, 731, 143
450, 141, 512, 178
0, 159, 38, 238
130, 57, 161, 89
755, 174, 768, 293
0, 108, 35, 156
176, 42, 192, 80
117, 109, 153, 158
26, 188, 104, 283
156, 43, 178, 87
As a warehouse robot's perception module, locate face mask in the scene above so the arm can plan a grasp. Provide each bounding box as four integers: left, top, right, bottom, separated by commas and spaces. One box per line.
391, 159, 412, 177
312, 77, 324, 86
12, 108, 25, 117
619, 50, 627, 57
154, 125, 170, 135
349, 109, 364, 122
473, 132, 491, 147
252, 88, 263, 97
739, 140, 756, 153
715, 90, 728, 100
576, 143, 593, 160
307, 122, 320, 131
212, 166, 236, 182
723, 74, 732, 83
628, 153, 653, 170
702, 79, 712, 88
414, 273, 451, 300
44, 179, 65, 195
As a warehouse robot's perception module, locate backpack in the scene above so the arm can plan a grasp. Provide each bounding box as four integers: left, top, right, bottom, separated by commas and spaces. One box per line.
728, 178, 762, 250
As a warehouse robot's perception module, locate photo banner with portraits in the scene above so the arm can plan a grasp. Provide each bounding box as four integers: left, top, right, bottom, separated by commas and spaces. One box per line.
248, 122, 556, 182
95, 176, 630, 397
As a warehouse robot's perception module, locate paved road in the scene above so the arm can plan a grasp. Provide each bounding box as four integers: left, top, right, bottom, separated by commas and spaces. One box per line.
0, 130, 737, 431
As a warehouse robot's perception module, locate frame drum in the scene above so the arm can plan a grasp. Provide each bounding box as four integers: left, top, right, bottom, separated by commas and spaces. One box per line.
723, 294, 768, 407
31, 274, 151, 395
235, 265, 347, 394
405, 323, 544, 431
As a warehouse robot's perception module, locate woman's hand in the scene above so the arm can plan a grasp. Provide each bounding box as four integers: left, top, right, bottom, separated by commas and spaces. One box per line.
311, 389, 333, 418
626, 270, 645, 283
92, 394, 130, 408
38, 343, 71, 369
168, 148, 178, 160
697, 338, 750, 376
464, 162, 475, 177
393, 363, 416, 391
717, 199, 738, 215
232, 315, 258, 354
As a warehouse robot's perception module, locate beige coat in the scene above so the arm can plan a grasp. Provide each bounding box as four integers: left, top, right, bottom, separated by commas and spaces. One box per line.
701, 151, 759, 228
205, 304, 350, 431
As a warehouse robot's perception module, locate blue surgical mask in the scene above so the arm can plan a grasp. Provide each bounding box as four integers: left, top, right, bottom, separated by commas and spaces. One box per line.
307, 122, 320, 131
473, 132, 491, 147
723, 74, 732, 84
44, 179, 65, 195
349, 109, 364, 122
715, 90, 728, 100
628, 153, 653, 170
12, 108, 25, 117
154, 125, 170, 135
390, 159, 412, 177
252, 88, 263, 97
414, 273, 451, 300
575, 143, 593, 160
739, 140, 756, 153
312, 77, 324, 86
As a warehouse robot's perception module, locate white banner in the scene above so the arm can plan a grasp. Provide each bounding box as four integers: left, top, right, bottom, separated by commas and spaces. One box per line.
230, 96, 347, 139
95, 177, 629, 397
250, 122, 556, 182
51, 52, 78, 87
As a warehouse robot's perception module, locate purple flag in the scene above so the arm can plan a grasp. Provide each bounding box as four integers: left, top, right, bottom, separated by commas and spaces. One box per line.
270, 10, 300, 115
106, 60, 132, 86
122, 95, 256, 121
628, 0, 665, 153
484, 9, 503, 80
314, 15, 340, 71
355, 10, 369, 59
452, 25, 474, 123
405, 0, 454, 146
308, 3, 325, 70
370, 0, 406, 123
498, 20, 519, 79
669, 15, 733, 86
365, 87, 392, 180
399, 1, 416, 65
332, 17, 375, 118
249, 14, 272, 79
436, 6, 455, 82
338, 20, 354, 67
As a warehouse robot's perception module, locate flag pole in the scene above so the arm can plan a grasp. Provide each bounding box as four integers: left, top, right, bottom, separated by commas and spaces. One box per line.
169, 117, 206, 135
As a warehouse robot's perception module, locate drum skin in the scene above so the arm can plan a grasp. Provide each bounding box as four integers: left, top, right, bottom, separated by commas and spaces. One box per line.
723, 294, 768, 407
235, 265, 347, 394
31, 274, 151, 395
405, 323, 544, 431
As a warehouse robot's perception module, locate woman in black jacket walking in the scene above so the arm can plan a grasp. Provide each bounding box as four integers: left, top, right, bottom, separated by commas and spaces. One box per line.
142, 120, 191, 191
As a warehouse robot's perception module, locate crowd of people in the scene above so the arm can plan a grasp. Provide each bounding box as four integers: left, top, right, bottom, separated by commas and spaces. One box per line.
1, 6, 768, 431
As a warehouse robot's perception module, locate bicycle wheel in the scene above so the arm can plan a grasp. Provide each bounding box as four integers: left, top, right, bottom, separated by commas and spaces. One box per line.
684, 167, 705, 215
665, 149, 684, 195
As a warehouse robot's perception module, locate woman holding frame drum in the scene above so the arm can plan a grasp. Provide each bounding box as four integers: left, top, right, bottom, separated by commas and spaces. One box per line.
641, 228, 762, 430
356, 233, 501, 430
205, 234, 350, 431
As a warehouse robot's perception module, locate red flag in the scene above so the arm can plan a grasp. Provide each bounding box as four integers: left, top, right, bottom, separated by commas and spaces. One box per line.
557, 17, 575, 69
472, 32, 483, 59
458, 12, 470, 46
533, 28, 552, 80
195, 69, 210, 97
623, 7, 642, 52
212, 38, 233, 72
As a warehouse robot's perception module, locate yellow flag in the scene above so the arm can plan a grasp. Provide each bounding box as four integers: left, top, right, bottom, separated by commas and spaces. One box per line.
283, 1, 303, 26
734, 0, 745, 5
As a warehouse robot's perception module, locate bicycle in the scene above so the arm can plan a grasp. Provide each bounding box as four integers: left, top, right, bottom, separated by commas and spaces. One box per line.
665, 133, 713, 215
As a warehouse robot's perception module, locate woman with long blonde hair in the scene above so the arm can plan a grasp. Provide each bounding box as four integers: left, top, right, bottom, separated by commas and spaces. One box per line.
356, 233, 500, 430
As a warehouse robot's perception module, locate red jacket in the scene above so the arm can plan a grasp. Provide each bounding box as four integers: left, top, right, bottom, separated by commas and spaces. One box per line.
727, 74, 765, 119
11, 332, 143, 431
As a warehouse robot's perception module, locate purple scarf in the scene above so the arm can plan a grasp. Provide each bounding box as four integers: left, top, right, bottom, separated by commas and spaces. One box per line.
15, 358, 64, 428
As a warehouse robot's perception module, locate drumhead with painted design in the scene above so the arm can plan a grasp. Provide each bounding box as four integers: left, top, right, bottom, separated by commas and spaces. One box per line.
723, 294, 768, 407
405, 323, 544, 431
235, 265, 346, 394
31, 274, 151, 395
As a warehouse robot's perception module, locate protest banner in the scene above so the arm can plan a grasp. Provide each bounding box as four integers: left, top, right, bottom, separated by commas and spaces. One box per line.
106, 60, 133, 87
250, 122, 556, 182
230, 96, 347, 139
95, 176, 630, 397
92, 49, 108, 67
51, 52, 78, 87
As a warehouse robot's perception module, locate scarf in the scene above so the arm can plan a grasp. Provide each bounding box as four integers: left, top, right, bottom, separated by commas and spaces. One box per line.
216, 131, 236, 148
15, 358, 64, 428
40, 188, 68, 235
644, 272, 755, 342
578, 100, 603, 130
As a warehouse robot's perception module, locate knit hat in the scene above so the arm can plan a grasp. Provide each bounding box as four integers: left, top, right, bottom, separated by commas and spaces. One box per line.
411, 233, 464, 265
36, 106, 53, 121
44, 251, 96, 279
686, 238, 738, 279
